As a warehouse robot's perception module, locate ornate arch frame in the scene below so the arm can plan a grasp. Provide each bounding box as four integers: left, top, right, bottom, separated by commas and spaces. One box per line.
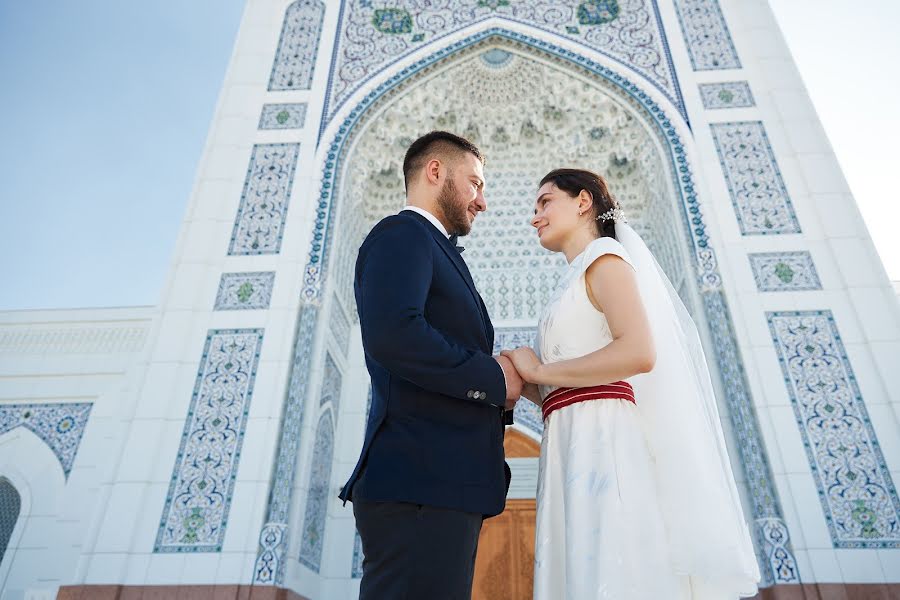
0, 429, 65, 589
253, 22, 800, 588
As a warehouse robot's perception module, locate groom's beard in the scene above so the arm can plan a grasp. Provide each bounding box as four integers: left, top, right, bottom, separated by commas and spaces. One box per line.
436, 177, 472, 236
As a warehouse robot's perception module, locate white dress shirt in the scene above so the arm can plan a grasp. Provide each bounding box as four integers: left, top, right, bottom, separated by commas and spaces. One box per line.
401, 206, 450, 239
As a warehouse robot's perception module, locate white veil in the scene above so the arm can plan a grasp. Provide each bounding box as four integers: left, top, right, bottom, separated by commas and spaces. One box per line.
615, 222, 760, 595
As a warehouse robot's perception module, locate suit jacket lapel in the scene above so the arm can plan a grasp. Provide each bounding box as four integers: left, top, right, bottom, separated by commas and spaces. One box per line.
403, 211, 490, 342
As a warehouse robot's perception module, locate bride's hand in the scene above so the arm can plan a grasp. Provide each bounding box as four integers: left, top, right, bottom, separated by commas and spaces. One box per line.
500, 347, 542, 383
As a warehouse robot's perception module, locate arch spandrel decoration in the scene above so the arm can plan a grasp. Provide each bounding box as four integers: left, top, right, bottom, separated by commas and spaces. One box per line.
254, 28, 799, 586
0, 403, 92, 479
321, 0, 688, 135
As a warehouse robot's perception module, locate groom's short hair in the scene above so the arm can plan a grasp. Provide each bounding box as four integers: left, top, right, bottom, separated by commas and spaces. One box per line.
402, 131, 484, 191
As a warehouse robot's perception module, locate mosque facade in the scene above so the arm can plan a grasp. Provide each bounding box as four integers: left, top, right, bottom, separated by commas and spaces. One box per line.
1, 1, 899, 598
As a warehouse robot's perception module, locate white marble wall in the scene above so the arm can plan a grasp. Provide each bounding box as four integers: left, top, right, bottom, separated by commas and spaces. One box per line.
0, 307, 153, 599
64, 0, 343, 590
693, 0, 900, 585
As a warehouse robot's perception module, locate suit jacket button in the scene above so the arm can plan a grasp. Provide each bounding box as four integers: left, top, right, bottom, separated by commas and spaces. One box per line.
467, 390, 474, 398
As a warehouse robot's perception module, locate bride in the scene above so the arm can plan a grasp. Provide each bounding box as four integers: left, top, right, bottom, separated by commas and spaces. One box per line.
501, 168, 760, 599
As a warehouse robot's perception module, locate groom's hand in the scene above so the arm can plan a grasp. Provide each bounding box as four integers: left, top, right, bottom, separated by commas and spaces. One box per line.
495, 355, 523, 410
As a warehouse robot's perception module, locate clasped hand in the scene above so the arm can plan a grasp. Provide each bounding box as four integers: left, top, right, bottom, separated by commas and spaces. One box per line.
494, 346, 542, 409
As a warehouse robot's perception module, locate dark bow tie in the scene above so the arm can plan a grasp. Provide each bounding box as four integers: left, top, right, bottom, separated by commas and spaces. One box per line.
448, 234, 464, 254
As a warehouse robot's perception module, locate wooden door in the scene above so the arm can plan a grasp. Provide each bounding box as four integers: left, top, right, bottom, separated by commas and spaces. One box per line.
472, 430, 539, 600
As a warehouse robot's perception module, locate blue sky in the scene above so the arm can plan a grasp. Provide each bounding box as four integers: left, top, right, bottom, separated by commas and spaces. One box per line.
0, 1, 897, 310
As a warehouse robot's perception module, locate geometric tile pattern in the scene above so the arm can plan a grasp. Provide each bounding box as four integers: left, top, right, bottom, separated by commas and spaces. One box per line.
0, 402, 93, 478
298, 356, 342, 572
768, 311, 900, 548
749, 252, 821, 292
322, 0, 687, 131
269, 1, 325, 91
699, 81, 754, 109
214, 272, 276, 310
155, 329, 264, 553
259, 103, 308, 130
493, 328, 543, 437
254, 305, 319, 583
704, 292, 799, 584
710, 122, 801, 235
0, 478, 20, 565
672, 0, 741, 70
228, 144, 300, 256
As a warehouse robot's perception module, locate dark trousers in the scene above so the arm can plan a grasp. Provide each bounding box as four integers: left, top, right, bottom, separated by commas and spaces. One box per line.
353, 499, 483, 600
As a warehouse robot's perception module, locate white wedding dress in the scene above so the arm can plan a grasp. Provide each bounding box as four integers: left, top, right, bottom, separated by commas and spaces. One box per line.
533, 235, 759, 599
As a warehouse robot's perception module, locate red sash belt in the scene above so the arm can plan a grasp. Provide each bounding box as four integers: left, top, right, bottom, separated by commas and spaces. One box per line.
541, 381, 636, 421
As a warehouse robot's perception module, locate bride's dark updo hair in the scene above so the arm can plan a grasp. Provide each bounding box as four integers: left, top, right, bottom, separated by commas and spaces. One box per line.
539, 168, 618, 240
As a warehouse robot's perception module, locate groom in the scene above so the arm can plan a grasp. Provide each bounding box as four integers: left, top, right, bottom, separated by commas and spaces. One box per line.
339, 131, 523, 599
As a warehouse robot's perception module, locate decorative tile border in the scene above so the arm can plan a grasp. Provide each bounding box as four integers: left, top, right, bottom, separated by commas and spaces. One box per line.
257, 28, 797, 586
768, 311, 900, 548
319, 353, 342, 412
699, 81, 754, 109
703, 291, 798, 582
750, 252, 821, 292
710, 122, 801, 235
298, 353, 342, 571
254, 306, 318, 582
757, 517, 800, 583
298, 410, 336, 571
329, 298, 351, 355
268, 1, 325, 91
258, 103, 308, 130
673, 0, 741, 70
228, 144, 300, 256
254, 523, 285, 583
155, 329, 264, 553
214, 272, 276, 310
0, 403, 92, 478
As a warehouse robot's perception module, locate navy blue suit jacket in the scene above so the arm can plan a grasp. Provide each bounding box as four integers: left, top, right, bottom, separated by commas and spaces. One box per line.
339, 210, 511, 517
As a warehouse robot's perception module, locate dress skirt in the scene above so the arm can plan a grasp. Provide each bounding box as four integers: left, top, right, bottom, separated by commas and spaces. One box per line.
534, 397, 711, 600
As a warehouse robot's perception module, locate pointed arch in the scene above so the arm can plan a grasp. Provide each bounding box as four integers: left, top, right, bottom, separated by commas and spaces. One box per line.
258, 25, 800, 586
